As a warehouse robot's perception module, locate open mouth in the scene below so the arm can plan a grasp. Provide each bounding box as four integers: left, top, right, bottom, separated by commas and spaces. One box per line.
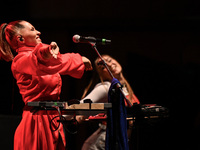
36, 36, 41, 41
110, 65, 116, 72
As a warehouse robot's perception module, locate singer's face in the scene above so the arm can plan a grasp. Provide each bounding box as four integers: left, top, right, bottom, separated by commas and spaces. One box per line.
19, 21, 42, 47
97, 55, 122, 80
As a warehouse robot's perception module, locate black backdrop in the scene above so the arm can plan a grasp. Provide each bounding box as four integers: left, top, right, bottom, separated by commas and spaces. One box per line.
0, 0, 200, 149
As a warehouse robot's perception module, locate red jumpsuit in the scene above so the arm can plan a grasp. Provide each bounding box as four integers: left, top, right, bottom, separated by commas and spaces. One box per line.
12, 43, 85, 150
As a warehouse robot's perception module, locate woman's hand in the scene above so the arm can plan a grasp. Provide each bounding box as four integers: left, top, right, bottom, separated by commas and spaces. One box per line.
41, 42, 59, 59
49, 42, 59, 59
76, 115, 86, 123
82, 56, 93, 71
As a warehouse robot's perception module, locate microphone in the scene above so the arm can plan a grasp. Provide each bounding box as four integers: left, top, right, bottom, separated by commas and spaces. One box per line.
72, 34, 111, 44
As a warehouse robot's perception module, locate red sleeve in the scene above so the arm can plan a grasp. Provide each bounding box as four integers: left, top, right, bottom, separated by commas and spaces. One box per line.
12, 43, 85, 79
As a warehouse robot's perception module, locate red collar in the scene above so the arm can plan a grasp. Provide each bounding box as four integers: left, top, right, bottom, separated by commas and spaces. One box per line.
16, 43, 49, 53
16, 46, 35, 53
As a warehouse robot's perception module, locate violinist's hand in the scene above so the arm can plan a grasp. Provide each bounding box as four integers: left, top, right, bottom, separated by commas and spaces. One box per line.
49, 42, 59, 59
82, 56, 93, 71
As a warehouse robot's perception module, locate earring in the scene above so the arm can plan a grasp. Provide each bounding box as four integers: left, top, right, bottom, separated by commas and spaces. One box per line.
20, 36, 23, 41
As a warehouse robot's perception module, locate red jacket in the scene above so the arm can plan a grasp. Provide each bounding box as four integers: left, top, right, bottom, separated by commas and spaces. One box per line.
12, 43, 85, 150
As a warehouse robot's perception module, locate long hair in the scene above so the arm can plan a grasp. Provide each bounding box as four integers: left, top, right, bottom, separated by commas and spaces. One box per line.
81, 59, 101, 99
81, 54, 134, 103
0, 20, 25, 61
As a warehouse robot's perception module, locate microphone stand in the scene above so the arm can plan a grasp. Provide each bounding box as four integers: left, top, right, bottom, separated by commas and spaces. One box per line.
89, 42, 133, 107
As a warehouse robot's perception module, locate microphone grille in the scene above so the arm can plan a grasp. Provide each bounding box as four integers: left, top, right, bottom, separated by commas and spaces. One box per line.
72, 34, 80, 43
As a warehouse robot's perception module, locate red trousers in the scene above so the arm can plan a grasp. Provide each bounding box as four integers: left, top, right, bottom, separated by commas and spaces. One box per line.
14, 110, 66, 150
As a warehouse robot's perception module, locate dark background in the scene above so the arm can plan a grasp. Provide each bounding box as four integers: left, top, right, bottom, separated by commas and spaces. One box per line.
0, 0, 200, 149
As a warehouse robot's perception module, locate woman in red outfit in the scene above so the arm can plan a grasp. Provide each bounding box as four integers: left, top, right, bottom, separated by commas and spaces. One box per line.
0, 20, 92, 150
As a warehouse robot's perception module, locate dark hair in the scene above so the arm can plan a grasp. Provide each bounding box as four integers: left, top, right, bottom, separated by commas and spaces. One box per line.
81, 58, 100, 99
0, 20, 25, 61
